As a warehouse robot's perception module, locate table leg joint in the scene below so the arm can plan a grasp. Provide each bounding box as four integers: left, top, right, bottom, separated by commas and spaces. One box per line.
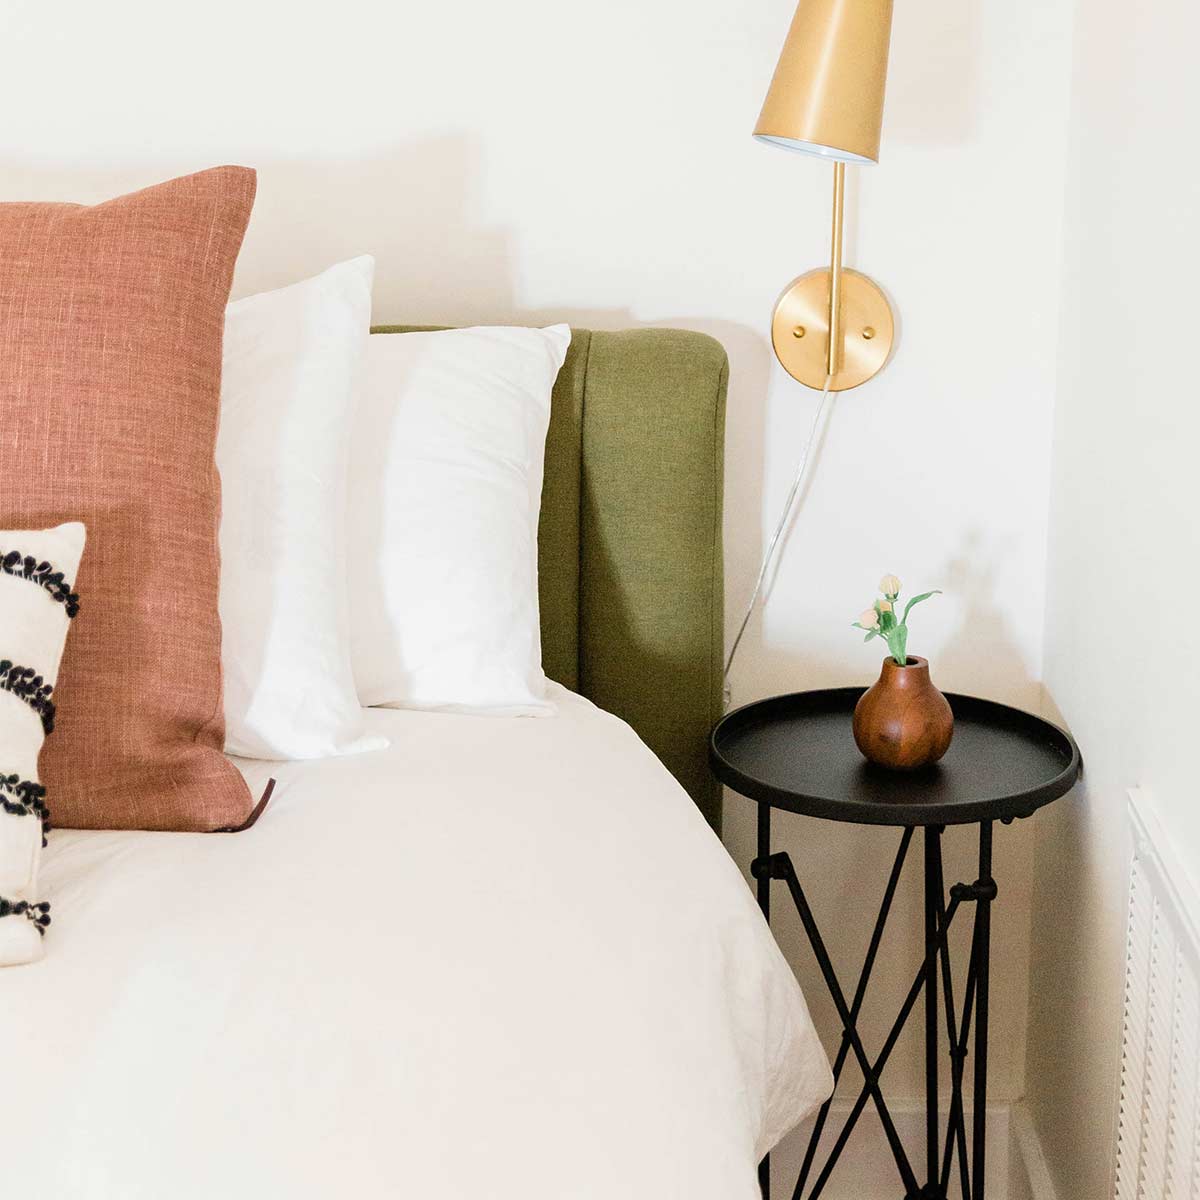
950, 877, 997, 903
751, 852, 792, 881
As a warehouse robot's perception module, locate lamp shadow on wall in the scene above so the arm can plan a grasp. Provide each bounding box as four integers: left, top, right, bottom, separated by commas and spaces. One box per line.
884, 0, 981, 147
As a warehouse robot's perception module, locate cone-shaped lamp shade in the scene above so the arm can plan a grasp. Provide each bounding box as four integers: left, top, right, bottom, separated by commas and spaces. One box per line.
754, 0, 894, 164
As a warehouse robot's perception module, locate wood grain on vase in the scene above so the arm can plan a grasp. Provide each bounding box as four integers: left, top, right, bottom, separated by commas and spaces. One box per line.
852, 656, 954, 771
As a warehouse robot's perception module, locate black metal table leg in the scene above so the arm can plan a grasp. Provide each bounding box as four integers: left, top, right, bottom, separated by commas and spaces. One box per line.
931, 834, 972, 1200
765, 851, 925, 1197
757, 801, 771, 1200
749, 820, 1002, 1200
972, 822, 993, 1200
757, 801, 772, 925
793, 829, 913, 1200
924, 827, 940, 1193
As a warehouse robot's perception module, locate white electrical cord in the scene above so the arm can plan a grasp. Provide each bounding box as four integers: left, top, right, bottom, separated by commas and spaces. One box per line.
723, 373, 835, 704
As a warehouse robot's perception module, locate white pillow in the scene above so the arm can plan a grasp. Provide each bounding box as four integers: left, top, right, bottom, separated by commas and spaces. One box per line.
0, 521, 85, 967
349, 325, 571, 714
218, 256, 386, 760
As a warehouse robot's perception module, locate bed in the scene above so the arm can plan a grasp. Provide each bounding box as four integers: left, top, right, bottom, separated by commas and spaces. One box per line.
2, 328, 832, 1198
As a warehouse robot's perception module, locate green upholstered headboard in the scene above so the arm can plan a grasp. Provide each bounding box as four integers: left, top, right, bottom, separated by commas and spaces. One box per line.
371, 326, 728, 831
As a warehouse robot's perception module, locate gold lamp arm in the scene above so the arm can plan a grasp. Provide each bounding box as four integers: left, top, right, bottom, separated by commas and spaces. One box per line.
827, 161, 845, 378
754, 0, 895, 392
769, 159, 893, 392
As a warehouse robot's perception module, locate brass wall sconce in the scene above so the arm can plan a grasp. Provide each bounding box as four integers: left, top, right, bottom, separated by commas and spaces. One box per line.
754, 0, 895, 391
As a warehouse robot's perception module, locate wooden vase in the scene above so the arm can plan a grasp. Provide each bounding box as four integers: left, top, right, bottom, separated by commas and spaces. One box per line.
852, 656, 954, 771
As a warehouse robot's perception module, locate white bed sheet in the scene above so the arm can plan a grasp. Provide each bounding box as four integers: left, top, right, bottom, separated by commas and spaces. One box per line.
2, 684, 831, 1199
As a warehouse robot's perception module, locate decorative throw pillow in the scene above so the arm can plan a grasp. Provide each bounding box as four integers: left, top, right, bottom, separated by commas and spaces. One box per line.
219, 255, 387, 760
0, 167, 256, 830
349, 325, 571, 714
0, 523, 85, 966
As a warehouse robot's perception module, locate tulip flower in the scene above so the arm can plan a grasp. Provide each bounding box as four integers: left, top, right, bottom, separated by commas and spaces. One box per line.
853, 578, 941, 666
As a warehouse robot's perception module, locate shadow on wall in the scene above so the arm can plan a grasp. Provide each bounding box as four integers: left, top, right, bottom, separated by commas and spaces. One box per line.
884, 0, 981, 147
2, 140, 519, 322
731, 525, 1037, 711
756, 385, 840, 607
935, 529, 1037, 706
3, 150, 777, 596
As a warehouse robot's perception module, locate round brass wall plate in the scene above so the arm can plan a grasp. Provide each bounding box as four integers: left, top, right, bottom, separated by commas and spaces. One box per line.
771, 268, 895, 391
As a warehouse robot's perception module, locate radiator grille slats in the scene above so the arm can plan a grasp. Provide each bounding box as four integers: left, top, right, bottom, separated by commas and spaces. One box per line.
1168, 959, 1198, 1197
1142, 905, 1174, 1199
1118, 861, 1154, 1200
1119, 797, 1200, 1200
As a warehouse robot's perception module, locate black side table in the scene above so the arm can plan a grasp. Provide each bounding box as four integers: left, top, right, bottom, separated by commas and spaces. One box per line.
710, 688, 1080, 1200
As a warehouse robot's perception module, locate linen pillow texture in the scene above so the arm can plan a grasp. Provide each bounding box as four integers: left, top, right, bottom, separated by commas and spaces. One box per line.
349, 325, 571, 714
219, 255, 387, 760
0, 167, 257, 831
0, 523, 85, 966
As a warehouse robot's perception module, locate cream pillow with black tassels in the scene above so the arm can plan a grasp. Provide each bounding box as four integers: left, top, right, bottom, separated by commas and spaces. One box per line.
0, 522, 84, 966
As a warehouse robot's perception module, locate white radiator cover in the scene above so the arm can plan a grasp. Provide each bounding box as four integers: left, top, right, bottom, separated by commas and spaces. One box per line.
1118, 791, 1200, 1200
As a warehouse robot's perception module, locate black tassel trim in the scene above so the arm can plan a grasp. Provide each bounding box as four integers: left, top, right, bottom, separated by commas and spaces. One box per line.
0, 896, 51, 935
0, 661, 56, 735
0, 774, 50, 846
0, 549, 80, 618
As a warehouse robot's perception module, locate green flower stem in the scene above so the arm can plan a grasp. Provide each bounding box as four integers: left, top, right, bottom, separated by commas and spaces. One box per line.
851, 587, 940, 666
885, 624, 907, 666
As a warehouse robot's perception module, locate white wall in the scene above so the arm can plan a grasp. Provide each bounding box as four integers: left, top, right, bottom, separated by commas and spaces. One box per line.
1026, 0, 1200, 1195
3, 0, 1072, 1110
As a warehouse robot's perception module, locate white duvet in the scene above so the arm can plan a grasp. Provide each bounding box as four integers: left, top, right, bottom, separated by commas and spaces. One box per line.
2, 685, 830, 1199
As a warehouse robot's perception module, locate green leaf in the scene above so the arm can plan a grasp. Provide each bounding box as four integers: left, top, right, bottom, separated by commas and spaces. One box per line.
863, 630, 878, 643
879, 609, 896, 632
901, 590, 942, 624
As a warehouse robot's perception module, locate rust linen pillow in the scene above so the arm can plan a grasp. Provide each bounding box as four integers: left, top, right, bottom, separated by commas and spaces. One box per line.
0, 167, 256, 831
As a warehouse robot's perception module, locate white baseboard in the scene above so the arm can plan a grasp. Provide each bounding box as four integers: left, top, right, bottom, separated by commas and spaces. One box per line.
1009, 1103, 1060, 1200
768, 1099, 1056, 1200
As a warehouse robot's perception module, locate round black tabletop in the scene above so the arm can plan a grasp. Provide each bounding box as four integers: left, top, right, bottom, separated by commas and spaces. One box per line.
710, 688, 1081, 827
